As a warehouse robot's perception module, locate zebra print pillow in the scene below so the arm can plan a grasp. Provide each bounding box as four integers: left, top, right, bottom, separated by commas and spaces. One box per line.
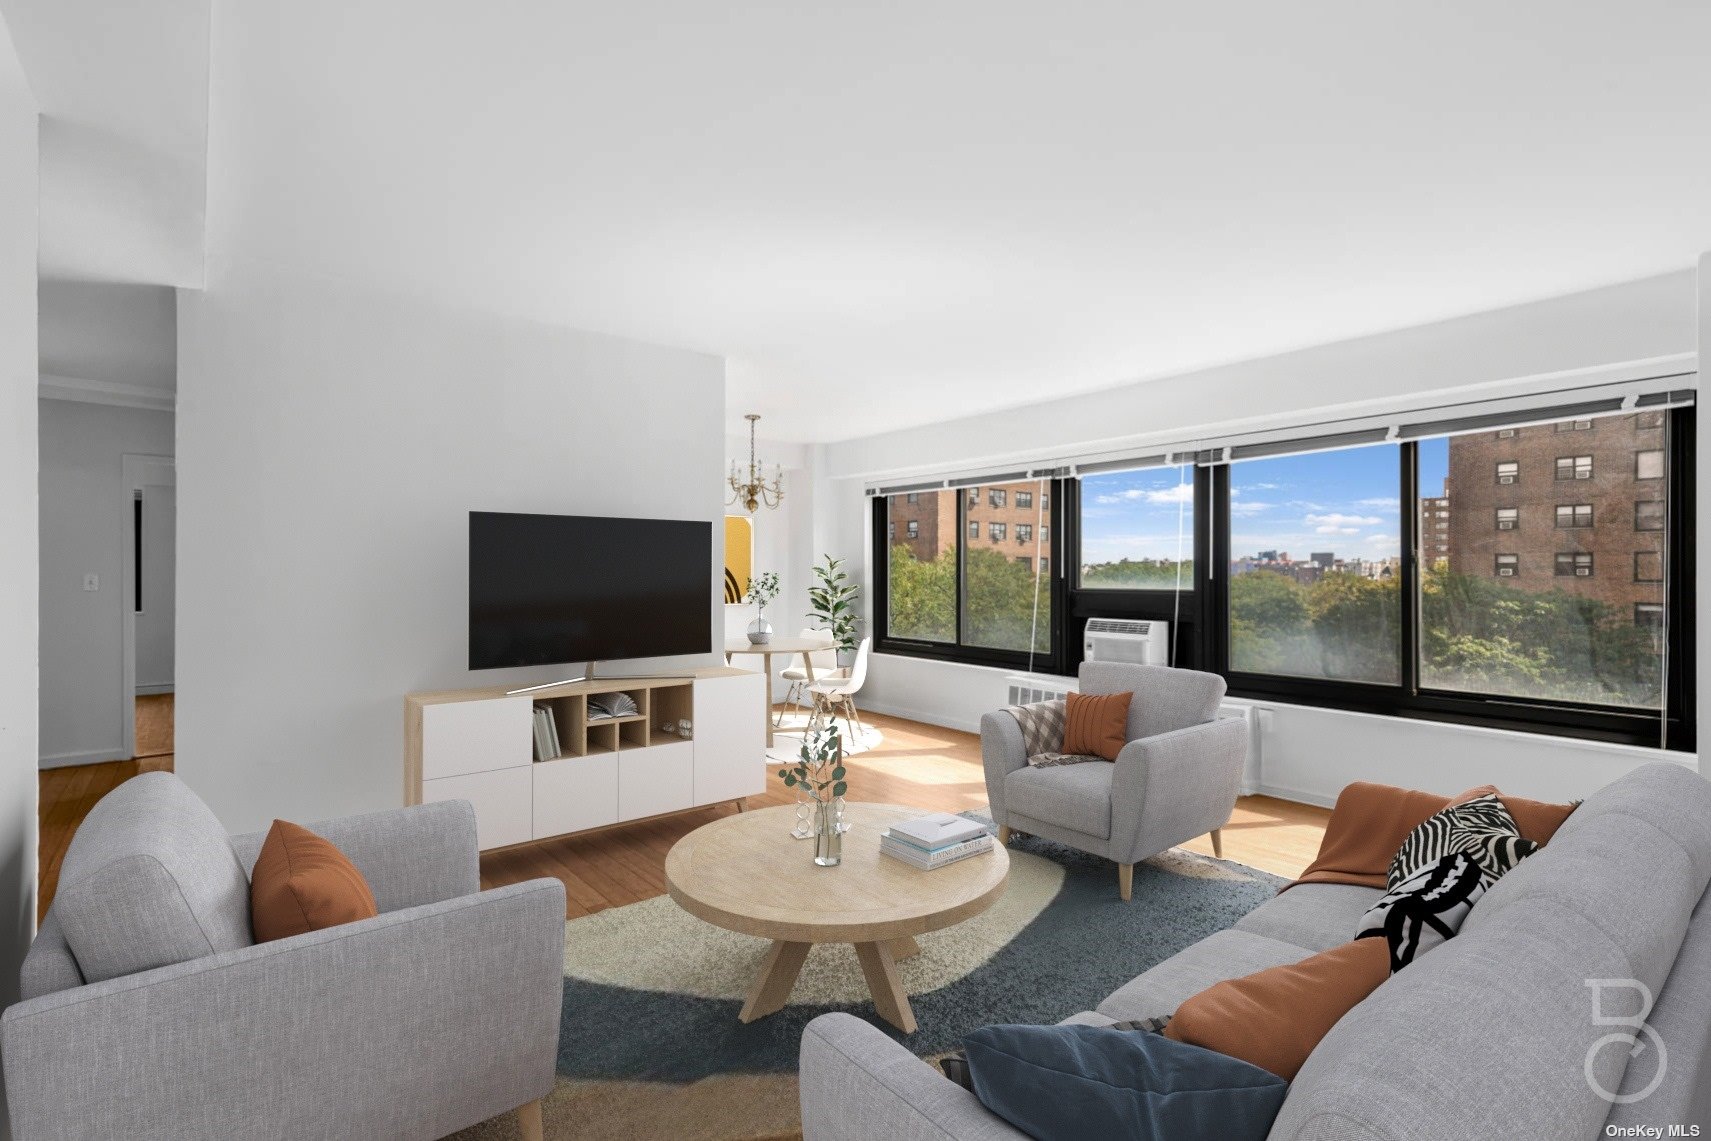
1386, 793, 1539, 891
1357, 852, 1487, 972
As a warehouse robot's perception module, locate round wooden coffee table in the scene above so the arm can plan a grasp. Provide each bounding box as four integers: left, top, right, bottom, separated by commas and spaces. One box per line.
665, 802, 1010, 1033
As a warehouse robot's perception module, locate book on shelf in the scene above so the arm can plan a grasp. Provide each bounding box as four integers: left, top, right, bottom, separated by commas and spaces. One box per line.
880, 832, 993, 871
533, 704, 563, 760
887, 812, 987, 850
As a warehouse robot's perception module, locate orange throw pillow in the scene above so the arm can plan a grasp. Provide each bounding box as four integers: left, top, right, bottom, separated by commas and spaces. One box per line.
1449, 785, 1578, 846
1164, 938, 1391, 1080
1062, 691, 1133, 761
250, 820, 379, 943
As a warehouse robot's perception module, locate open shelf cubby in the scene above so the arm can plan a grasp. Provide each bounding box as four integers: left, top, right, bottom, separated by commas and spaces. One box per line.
527, 677, 693, 761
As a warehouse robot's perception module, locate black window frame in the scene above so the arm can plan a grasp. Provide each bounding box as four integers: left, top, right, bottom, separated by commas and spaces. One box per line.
1495, 507, 1518, 531
874, 407, 1695, 750
1555, 551, 1594, 577
1635, 550, 1664, 585
1635, 499, 1665, 531
1495, 552, 1520, 576
1554, 504, 1593, 529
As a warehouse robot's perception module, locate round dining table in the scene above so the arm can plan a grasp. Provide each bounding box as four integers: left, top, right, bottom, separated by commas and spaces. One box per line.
724, 635, 831, 747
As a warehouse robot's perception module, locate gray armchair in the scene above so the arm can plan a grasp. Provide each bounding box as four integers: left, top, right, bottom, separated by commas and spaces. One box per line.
3, 772, 566, 1141
982, 662, 1246, 900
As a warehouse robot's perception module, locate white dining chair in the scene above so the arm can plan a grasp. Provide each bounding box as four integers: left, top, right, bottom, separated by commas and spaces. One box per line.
776, 628, 838, 727
808, 637, 871, 740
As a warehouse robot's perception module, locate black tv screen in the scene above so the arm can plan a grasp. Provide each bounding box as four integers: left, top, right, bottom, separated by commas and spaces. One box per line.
468, 512, 712, 670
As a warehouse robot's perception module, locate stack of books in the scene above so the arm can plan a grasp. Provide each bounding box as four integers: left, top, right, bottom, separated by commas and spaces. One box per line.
880, 813, 994, 871
532, 704, 563, 760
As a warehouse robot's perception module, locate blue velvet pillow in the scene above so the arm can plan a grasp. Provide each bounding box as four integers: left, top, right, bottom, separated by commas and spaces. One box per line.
963, 1024, 1288, 1141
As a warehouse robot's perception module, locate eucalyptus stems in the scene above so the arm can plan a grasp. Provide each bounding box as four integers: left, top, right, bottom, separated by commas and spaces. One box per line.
779, 724, 846, 804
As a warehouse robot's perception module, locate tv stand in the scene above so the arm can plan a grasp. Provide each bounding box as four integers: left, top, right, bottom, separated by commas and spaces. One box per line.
505, 661, 599, 696
405, 666, 765, 851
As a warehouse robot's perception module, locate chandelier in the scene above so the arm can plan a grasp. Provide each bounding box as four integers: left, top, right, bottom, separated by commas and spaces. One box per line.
728, 413, 784, 512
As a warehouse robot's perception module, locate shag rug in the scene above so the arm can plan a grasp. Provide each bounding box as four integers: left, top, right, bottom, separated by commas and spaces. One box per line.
451, 816, 1285, 1141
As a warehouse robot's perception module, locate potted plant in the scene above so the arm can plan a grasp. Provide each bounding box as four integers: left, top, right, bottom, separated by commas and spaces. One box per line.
807, 555, 860, 666
779, 725, 847, 866
745, 571, 779, 644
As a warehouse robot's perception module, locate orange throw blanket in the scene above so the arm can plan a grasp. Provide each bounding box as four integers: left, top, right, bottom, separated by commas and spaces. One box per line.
1288, 781, 1577, 892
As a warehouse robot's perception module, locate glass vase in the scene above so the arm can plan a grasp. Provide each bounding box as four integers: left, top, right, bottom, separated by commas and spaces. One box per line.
813, 800, 842, 866
747, 612, 773, 644
792, 785, 816, 839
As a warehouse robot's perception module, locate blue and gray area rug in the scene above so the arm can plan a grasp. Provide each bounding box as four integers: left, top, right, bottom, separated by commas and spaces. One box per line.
454, 819, 1284, 1140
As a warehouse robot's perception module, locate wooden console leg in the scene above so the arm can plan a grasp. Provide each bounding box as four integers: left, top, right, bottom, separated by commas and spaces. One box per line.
854, 941, 917, 1034
739, 940, 811, 1023
1118, 862, 1133, 902
1210, 828, 1224, 859
997, 825, 1012, 845
735, 798, 747, 813
517, 1099, 544, 1141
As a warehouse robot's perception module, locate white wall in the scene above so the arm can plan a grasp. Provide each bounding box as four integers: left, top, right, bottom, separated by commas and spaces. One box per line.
0, 14, 37, 1137
37, 399, 174, 766
832, 271, 1701, 804
174, 266, 727, 835
37, 280, 176, 392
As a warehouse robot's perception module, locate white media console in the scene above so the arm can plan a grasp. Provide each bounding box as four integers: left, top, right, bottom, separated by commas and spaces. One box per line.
404, 666, 766, 850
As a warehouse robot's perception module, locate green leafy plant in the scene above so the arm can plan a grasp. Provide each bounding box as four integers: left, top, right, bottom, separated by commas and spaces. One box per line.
808, 555, 860, 653
745, 570, 780, 612
778, 725, 846, 803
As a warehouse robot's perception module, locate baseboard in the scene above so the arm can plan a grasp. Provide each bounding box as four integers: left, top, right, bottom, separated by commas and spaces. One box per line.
39, 748, 124, 770
858, 698, 983, 736
135, 683, 175, 696
1255, 781, 1337, 809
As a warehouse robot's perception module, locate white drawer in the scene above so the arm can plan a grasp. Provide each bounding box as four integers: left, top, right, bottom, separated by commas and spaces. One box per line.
532, 754, 619, 839
421, 698, 531, 780
421, 768, 531, 851
618, 741, 694, 821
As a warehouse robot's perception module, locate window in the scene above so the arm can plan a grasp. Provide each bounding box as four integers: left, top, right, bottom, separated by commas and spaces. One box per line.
1078, 467, 1196, 590
1496, 461, 1519, 484
1636, 411, 1665, 430
1015, 523, 1033, 544
1635, 500, 1665, 531
1637, 450, 1665, 480
1016, 491, 1033, 509
1556, 419, 1593, 432
1495, 507, 1518, 531
1039, 557, 1048, 574
1495, 553, 1519, 577
883, 490, 955, 642
1555, 504, 1593, 528
906, 492, 919, 505
887, 522, 895, 540
989, 489, 1007, 508
1041, 493, 1050, 509
1636, 603, 1665, 628
880, 479, 1054, 656
1635, 551, 1663, 584
1555, 552, 1594, 577
1226, 445, 1400, 685
1496, 428, 1518, 439
1556, 455, 1593, 480
966, 487, 979, 506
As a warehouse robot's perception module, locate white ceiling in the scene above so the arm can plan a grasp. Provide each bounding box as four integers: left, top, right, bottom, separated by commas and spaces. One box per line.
14, 2, 1711, 441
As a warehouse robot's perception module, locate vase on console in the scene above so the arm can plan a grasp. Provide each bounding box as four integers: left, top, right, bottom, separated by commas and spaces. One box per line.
746, 570, 779, 644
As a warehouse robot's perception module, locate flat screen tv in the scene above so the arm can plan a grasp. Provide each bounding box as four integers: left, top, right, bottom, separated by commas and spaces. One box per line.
468, 511, 711, 670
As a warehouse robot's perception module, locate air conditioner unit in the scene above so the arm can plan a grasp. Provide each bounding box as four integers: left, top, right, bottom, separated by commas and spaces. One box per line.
1497, 429, 1517, 439
1005, 674, 1076, 707
1575, 567, 1592, 576
1498, 568, 1516, 577
1498, 475, 1516, 485
1497, 520, 1516, 530
1084, 618, 1170, 666
1575, 471, 1592, 480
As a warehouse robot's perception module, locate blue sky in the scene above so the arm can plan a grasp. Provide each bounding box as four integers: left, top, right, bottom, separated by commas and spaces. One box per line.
1080, 442, 1426, 566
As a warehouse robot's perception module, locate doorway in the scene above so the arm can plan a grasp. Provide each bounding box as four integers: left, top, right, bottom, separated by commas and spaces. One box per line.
122, 455, 175, 761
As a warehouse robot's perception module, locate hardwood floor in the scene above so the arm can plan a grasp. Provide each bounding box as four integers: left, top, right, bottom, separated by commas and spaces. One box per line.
36, 706, 1329, 923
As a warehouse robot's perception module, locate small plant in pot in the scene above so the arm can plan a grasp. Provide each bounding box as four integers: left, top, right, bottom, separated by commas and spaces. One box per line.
745, 571, 780, 644
808, 556, 859, 666
778, 725, 847, 866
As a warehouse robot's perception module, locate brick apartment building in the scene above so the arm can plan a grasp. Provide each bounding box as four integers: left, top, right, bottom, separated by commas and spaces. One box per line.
1437, 412, 1668, 629
886, 481, 1051, 572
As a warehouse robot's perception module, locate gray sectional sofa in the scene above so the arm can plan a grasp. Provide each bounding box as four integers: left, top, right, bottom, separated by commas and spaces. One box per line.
800, 762, 1711, 1139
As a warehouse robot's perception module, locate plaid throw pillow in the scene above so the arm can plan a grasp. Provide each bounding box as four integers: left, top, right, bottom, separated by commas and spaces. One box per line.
1004, 699, 1066, 757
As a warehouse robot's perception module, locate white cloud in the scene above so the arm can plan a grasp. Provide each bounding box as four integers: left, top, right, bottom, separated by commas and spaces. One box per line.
1305, 512, 1382, 533
1230, 500, 1274, 516
1357, 497, 1401, 508
1093, 483, 1193, 507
